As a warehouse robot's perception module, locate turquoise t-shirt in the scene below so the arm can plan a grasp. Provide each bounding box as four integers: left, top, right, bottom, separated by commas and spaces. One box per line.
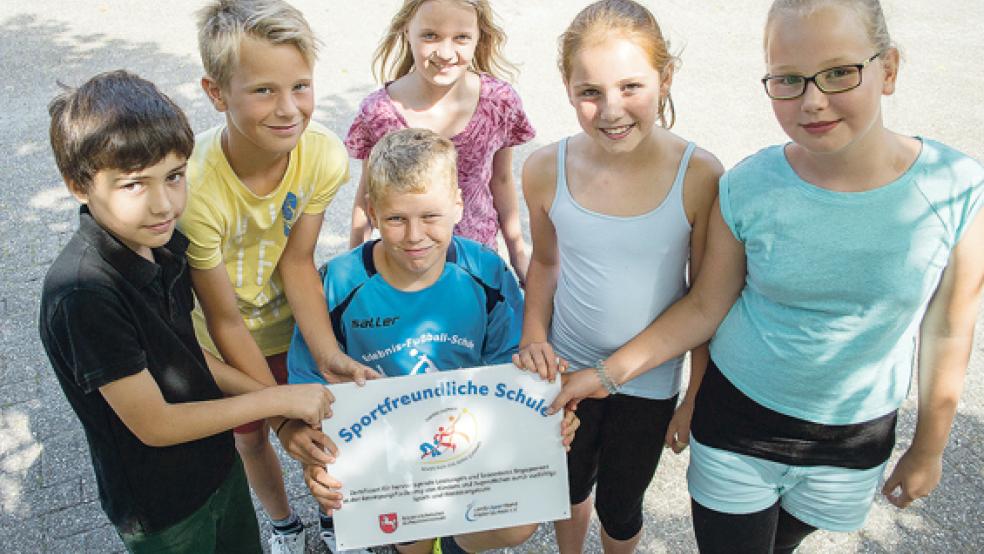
710, 139, 984, 425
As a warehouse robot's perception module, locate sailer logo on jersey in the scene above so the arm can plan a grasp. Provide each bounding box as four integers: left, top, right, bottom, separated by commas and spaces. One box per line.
352, 315, 400, 329
379, 513, 398, 533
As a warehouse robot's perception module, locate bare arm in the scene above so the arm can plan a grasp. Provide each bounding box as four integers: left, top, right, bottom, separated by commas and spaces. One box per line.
348, 160, 372, 249
664, 149, 723, 452
512, 146, 565, 380
490, 147, 530, 283
280, 211, 379, 385
882, 208, 984, 507
191, 265, 275, 387
99, 369, 333, 447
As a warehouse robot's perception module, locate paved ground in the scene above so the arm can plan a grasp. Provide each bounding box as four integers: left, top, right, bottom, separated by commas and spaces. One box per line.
1, 1, 983, 552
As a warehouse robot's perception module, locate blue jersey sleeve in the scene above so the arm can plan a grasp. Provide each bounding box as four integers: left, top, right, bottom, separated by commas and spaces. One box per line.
481, 261, 524, 364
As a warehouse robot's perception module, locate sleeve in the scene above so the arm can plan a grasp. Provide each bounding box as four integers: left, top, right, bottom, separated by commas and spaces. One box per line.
344, 94, 384, 160
501, 83, 536, 148
47, 290, 148, 393
717, 171, 742, 242
481, 262, 524, 364
952, 160, 984, 246
305, 133, 350, 214
178, 192, 225, 270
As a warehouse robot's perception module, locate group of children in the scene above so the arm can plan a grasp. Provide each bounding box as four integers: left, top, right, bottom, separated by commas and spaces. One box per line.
37, 1, 984, 554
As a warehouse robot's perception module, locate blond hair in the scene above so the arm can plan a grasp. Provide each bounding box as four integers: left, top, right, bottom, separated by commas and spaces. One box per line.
558, 0, 678, 129
765, 0, 894, 54
372, 0, 516, 83
197, 0, 319, 88
366, 128, 458, 206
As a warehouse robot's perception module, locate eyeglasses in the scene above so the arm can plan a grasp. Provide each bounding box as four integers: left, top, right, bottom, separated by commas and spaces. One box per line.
761, 52, 882, 100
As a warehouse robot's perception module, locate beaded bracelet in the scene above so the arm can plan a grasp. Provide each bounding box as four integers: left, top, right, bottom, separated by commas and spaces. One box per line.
595, 359, 621, 395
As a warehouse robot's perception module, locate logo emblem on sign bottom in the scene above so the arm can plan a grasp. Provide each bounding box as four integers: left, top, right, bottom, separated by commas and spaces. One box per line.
379, 513, 398, 533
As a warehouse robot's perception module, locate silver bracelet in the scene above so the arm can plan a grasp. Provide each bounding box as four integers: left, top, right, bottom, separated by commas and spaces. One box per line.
595, 359, 621, 395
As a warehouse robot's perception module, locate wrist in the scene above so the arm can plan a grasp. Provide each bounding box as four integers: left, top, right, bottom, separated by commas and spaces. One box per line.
595, 359, 622, 394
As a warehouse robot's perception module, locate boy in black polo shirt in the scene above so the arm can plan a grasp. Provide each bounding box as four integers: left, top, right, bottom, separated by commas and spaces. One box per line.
39, 70, 334, 553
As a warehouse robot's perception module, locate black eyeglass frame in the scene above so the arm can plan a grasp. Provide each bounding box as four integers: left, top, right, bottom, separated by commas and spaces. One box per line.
761, 52, 883, 100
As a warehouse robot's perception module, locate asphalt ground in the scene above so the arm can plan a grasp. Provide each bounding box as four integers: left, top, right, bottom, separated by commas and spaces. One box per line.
1, 1, 982, 552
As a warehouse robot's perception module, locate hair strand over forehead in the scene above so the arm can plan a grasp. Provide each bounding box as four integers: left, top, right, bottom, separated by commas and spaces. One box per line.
764, 0, 894, 54
366, 128, 458, 205
197, 0, 319, 88
48, 70, 194, 192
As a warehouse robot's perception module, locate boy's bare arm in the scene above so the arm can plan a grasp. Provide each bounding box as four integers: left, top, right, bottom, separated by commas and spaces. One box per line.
99, 369, 332, 447
279, 211, 378, 384
190, 265, 276, 387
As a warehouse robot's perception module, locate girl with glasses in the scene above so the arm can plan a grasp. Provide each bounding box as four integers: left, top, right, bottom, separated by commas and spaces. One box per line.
551, 0, 984, 552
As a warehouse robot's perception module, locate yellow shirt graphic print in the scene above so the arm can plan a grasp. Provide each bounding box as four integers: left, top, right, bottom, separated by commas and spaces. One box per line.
180, 122, 348, 356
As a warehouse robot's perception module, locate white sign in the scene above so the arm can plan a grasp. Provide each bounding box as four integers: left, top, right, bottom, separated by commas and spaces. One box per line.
322, 364, 570, 550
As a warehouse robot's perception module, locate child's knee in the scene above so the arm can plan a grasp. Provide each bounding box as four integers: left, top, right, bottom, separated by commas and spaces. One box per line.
493, 523, 538, 548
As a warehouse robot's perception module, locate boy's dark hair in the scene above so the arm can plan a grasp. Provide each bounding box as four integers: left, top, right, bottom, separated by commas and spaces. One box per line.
48, 70, 194, 192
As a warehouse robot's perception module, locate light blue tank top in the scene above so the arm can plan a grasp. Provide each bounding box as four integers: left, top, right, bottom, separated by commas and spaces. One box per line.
711, 139, 984, 424
548, 138, 696, 399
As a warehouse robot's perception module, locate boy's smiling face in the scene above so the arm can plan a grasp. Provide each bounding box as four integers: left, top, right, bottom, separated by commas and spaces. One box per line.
368, 178, 463, 291
204, 35, 314, 159
71, 153, 188, 261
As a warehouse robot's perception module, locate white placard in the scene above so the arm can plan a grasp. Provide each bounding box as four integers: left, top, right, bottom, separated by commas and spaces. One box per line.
321, 363, 570, 550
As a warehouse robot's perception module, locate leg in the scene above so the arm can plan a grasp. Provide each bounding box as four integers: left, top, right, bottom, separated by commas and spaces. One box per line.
554, 398, 606, 554
773, 508, 817, 554
594, 394, 678, 554
234, 424, 291, 519
455, 523, 538, 551
234, 353, 293, 521
555, 498, 594, 554
214, 458, 263, 554
395, 540, 433, 554
691, 499, 780, 554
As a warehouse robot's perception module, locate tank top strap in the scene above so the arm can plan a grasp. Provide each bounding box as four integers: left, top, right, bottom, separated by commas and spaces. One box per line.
552, 137, 573, 210
670, 142, 697, 202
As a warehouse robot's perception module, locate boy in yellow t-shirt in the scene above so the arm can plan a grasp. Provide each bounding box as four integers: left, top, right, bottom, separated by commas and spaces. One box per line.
180, 1, 376, 552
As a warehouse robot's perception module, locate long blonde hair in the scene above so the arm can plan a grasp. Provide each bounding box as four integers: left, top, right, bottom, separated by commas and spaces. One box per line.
558, 0, 678, 129
372, 0, 516, 83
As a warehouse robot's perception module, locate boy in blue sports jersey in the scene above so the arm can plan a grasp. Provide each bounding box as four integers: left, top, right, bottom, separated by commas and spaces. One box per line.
289, 129, 574, 554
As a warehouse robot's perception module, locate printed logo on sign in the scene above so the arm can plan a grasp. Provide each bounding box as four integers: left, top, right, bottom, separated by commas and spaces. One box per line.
418, 407, 479, 466
379, 513, 398, 534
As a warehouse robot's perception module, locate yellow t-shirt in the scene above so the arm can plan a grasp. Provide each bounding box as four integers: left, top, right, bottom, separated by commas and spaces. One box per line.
180, 121, 348, 357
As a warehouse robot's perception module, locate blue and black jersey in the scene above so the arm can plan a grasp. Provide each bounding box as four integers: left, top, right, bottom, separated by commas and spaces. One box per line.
287, 237, 523, 383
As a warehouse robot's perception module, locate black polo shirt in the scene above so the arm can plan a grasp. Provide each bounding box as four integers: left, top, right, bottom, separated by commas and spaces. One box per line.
39, 206, 234, 535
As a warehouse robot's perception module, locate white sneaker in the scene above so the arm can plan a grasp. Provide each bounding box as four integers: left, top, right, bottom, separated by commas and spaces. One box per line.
269, 530, 306, 554
320, 525, 372, 553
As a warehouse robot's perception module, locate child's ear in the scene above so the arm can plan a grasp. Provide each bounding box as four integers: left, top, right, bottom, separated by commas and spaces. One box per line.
201, 76, 227, 112
452, 188, 463, 225
365, 197, 379, 228
659, 67, 675, 98
879, 48, 900, 96
66, 179, 88, 204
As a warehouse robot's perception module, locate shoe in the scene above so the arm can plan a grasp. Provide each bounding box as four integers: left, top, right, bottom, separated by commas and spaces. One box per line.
269, 529, 306, 554
320, 524, 372, 553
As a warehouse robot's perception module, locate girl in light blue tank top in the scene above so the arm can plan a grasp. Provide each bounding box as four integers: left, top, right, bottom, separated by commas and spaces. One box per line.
513, 2, 724, 550
552, 1, 984, 551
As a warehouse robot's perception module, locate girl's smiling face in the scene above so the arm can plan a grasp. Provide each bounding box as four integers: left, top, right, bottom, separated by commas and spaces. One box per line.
765, 4, 898, 157
566, 37, 670, 155
406, 0, 480, 88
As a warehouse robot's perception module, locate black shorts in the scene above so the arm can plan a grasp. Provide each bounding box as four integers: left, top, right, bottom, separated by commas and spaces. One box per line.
567, 393, 678, 540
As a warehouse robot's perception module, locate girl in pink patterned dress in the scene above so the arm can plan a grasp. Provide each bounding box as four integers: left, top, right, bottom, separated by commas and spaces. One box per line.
346, 0, 535, 283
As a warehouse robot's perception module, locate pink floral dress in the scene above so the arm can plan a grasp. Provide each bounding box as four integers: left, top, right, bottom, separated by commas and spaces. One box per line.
345, 73, 536, 247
